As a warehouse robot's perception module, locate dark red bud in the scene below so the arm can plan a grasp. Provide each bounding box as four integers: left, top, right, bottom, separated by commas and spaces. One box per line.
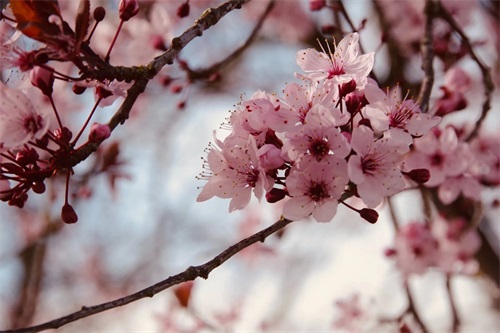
93, 6, 106, 22
119, 0, 139, 21
359, 208, 378, 224
9, 192, 28, 208
177, 1, 190, 18
339, 79, 357, 98
16, 148, 39, 166
54, 127, 73, 144
72, 84, 87, 95
32, 182, 46, 194
405, 169, 430, 184
321, 25, 338, 35
266, 188, 287, 203
61, 203, 78, 224
96, 86, 113, 99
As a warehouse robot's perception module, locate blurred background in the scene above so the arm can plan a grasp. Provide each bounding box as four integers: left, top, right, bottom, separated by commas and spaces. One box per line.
0, 0, 499, 331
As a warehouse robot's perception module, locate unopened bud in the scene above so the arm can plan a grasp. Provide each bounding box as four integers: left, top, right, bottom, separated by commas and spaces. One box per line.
309, 0, 326, 11
93, 6, 106, 22
54, 127, 73, 144
72, 84, 87, 95
88, 123, 111, 142
31, 66, 54, 96
16, 148, 39, 166
359, 208, 378, 224
321, 25, 337, 35
61, 203, 78, 224
174, 281, 194, 308
345, 91, 366, 114
177, 1, 190, 18
339, 79, 356, 98
119, 0, 139, 21
405, 169, 430, 184
266, 188, 286, 203
32, 181, 46, 194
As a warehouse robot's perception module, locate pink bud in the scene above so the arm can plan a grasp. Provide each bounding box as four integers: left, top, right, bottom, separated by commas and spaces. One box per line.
61, 203, 78, 224
30, 66, 54, 96
359, 208, 378, 224
119, 0, 139, 21
309, 0, 326, 11
89, 123, 111, 142
339, 79, 356, 98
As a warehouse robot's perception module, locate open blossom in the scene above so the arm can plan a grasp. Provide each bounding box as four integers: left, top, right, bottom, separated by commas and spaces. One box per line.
364, 82, 441, 141
403, 127, 469, 187
347, 126, 407, 208
197, 135, 273, 212
296, 32, 374, 87
283, 157, 348, 222
0, 84, 50, 150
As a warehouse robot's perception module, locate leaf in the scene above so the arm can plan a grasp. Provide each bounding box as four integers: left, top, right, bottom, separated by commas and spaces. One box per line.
9, 0, 62, 42
74, 0, 90, 48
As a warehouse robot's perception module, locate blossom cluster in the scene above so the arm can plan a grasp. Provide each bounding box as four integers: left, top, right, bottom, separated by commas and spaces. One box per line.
197, 33, 441, 223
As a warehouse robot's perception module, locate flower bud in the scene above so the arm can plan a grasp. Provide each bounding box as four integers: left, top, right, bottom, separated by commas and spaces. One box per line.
31, 66, 54, 96
88, 123, 111, 142
309, 0, 326, 11
32, 181, 46, 194
54, 127, 73, 144
345, 91, 366, 114
177, 1, 190, 18
72, 84, 87, 95
16, 148, 39, 166
339, 79, 356, 98
61, 203, 78, 224
93, 6, 106, 22
119, 0, 139, 21
266, 188, 286, 203
359, 208, 378, 224
259, 144, 285, 170
405, 169, 430, 184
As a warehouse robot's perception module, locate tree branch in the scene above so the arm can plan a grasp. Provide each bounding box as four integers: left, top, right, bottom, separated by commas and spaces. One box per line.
417, 0, 436, 113
1, 217, 294, 333
64, 0, 251, 168
435, 1, 494, 141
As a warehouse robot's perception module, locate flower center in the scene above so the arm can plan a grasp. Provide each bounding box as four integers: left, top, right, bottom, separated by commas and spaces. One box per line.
307, 181, 329, 202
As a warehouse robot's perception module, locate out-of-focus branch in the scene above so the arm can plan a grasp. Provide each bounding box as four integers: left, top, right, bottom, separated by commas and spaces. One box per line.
418, 0, 437, 113
184, 0, 275, 81
435, 1, 494, 141
387, 198, 429, 333
64, 0, 251, 168
1, 217, 294, 333
446, 274, 460, 332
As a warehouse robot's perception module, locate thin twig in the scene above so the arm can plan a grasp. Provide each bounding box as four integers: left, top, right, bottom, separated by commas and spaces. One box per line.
1, 217, 294, 333
435, 1, 494, 141
62, 0, 251, 168
185, 0, 275, 81
446, 274, 460, 332
403, 280, 429, 333
417, 0, 436, 113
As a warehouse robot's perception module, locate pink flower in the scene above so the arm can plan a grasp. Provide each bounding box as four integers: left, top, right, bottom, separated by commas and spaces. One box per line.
0, 84, 50, 150
403, 127, 469, 187
283, 156, 348, 222
435, 67, 471, 116
332, 294, 370, 332
197, 136, 273, 212
283, 111, 350, 163
296, 32, 374, 86
347, 126, 407, 208
391, 222, 439, 276
432, 216, 481, 274
364, 82, 441, 140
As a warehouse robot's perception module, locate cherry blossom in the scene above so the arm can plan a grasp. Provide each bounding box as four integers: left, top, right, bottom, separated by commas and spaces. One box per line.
0, 84, 50, 150
364, 83, 441, 140
347, 126, 407, 208
282, 157, 348, 222
197, 136, 273, 212
387, 222, 439, 276
403, 127, 469, 188
296, 32, 374, 87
